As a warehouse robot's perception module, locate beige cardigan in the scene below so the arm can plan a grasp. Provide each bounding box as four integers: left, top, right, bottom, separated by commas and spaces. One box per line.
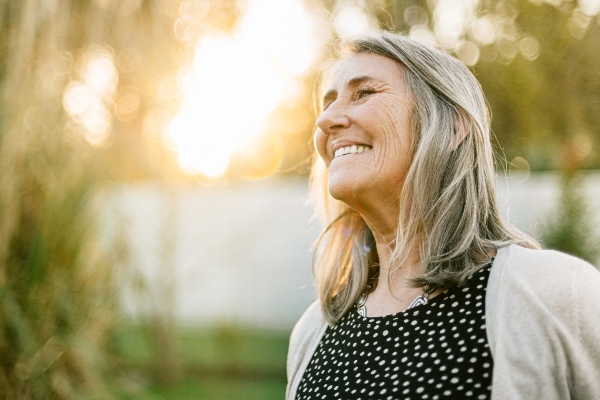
286, 245, 600, 399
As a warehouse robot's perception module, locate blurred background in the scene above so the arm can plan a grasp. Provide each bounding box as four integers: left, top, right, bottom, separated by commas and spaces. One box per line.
0, 0, 598, 398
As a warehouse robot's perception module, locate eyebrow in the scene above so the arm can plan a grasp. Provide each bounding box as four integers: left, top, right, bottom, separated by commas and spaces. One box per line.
322, 75, 376, 106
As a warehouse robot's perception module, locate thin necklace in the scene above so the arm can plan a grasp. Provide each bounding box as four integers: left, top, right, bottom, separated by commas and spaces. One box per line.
357, 257, 496, 317
356, 276, 435, 317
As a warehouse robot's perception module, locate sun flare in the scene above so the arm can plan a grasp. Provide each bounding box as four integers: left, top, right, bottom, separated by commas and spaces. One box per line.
166, 0, 324, 178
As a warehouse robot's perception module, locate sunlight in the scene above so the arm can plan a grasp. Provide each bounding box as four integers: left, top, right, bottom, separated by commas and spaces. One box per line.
166, 0, 324, 178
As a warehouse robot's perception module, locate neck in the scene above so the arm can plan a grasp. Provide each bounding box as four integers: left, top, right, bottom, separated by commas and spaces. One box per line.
363, 213, 421, 290
345, 189, 422, 290
375, 240, 421, 290
361, 230, 429, 317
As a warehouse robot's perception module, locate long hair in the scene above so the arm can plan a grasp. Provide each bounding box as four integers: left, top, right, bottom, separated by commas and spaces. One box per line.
310, 32, 540, 324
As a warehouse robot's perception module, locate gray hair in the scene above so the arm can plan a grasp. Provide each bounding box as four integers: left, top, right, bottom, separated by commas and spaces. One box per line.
310, 32, 540, 324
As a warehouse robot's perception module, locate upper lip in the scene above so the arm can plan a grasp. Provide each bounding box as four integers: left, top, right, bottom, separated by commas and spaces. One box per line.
331, 140, 372, 155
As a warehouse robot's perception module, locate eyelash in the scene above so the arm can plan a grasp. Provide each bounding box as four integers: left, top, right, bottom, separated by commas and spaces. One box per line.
322, 87, 376, 110
357, 87, 376, 99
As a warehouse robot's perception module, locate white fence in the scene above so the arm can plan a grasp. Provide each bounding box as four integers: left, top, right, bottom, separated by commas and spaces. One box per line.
106, 172, 600, 330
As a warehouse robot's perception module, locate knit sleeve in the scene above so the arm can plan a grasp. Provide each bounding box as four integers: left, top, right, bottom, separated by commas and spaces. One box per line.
486, 245, 600, 400
286, 300, 328, 400
570, 259, 600, 399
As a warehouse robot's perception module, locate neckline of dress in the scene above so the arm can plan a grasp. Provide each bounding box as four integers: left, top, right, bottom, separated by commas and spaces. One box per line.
352, 258, 495, 323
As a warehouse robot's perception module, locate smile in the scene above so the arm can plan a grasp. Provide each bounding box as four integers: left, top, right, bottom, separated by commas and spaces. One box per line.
334, 145, 372, 159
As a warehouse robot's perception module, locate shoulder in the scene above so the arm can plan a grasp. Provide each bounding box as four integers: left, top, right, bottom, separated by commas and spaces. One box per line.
286, 300, 328, 400
488, 243, 600, 304
289, 300, 327, 352
495, 242, 594, 272
487, 243, 600, 326
486, 244, 600, 399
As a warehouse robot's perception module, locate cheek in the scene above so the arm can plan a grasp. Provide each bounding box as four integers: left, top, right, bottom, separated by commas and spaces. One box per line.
373, 103, 412, 153
314, 130, 330, 166
367, 107, 413, 179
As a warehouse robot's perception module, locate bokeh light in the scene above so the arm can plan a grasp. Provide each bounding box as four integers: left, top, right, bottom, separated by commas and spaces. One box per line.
457, 40, 480, 66
166, 0, 324, 178
116, 86, 141, 122
579, 0, 600, 16
497, 39, 518, 60
409, 25, 437, 46
333, 5, 376, 41
434, 0, 478, 50
470, 16, 499, 45
509, 156, 531, 182
62, 47, 118, 147
568, 8, 594, 38
404, 6, 430, 27
518, 36, 540, 61
573, 132, 593, 160
116, 47, 142, 73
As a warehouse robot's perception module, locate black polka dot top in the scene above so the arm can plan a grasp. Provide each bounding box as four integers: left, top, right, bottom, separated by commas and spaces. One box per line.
296, 264, 494, 400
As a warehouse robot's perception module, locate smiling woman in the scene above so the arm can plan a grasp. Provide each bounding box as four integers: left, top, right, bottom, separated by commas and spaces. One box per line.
287, 32, 600, 400
314, 53, 413, 212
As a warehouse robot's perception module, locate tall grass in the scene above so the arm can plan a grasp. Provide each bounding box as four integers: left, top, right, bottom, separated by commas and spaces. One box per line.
0, 1, 134, 398
1, 1, 281, 397
0, 0, 217, 396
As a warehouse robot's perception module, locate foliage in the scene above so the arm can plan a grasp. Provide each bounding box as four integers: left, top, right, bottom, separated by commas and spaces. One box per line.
354, 0, 600, 171
476, 2, 600, 171
542, 172, 599, 265
0, 1, 126, 398
0, 2, 280, 396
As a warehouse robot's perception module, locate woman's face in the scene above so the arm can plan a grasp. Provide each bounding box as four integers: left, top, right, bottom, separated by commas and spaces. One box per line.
315, 52, 415, 209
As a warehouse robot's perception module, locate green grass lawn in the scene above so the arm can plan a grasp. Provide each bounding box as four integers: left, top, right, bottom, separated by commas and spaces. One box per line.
109, 324, 290, 400
115, 376, 286, 400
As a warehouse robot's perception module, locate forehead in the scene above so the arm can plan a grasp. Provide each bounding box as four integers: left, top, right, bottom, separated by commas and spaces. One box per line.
324, 52, 405, 89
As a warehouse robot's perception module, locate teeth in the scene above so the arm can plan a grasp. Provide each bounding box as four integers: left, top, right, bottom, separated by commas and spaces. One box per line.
334, 145, 371, 158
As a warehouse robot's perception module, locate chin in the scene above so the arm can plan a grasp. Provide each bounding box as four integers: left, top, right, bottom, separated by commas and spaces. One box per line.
327, 175, 364, 206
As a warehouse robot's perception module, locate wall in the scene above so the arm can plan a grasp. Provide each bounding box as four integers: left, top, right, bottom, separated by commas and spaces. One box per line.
107, 172, 600, 330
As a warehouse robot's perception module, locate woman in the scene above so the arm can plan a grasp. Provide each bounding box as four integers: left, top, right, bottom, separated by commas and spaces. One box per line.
287, 32, 600, 399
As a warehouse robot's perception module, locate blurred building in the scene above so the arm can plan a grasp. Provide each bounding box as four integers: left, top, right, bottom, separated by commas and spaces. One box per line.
108, 172, 600, 331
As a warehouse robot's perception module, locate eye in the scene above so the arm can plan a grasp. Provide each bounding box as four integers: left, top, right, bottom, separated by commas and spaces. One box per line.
357, 87, 375, 99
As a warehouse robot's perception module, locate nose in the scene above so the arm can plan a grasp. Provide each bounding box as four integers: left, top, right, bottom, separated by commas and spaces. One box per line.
316, 103, 350, 136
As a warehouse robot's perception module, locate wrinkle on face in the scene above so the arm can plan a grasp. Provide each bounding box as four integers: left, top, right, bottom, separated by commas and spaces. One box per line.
315, 52, 416, 245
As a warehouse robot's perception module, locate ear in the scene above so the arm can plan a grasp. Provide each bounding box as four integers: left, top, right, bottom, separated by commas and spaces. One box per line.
450, 113, 470, 151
